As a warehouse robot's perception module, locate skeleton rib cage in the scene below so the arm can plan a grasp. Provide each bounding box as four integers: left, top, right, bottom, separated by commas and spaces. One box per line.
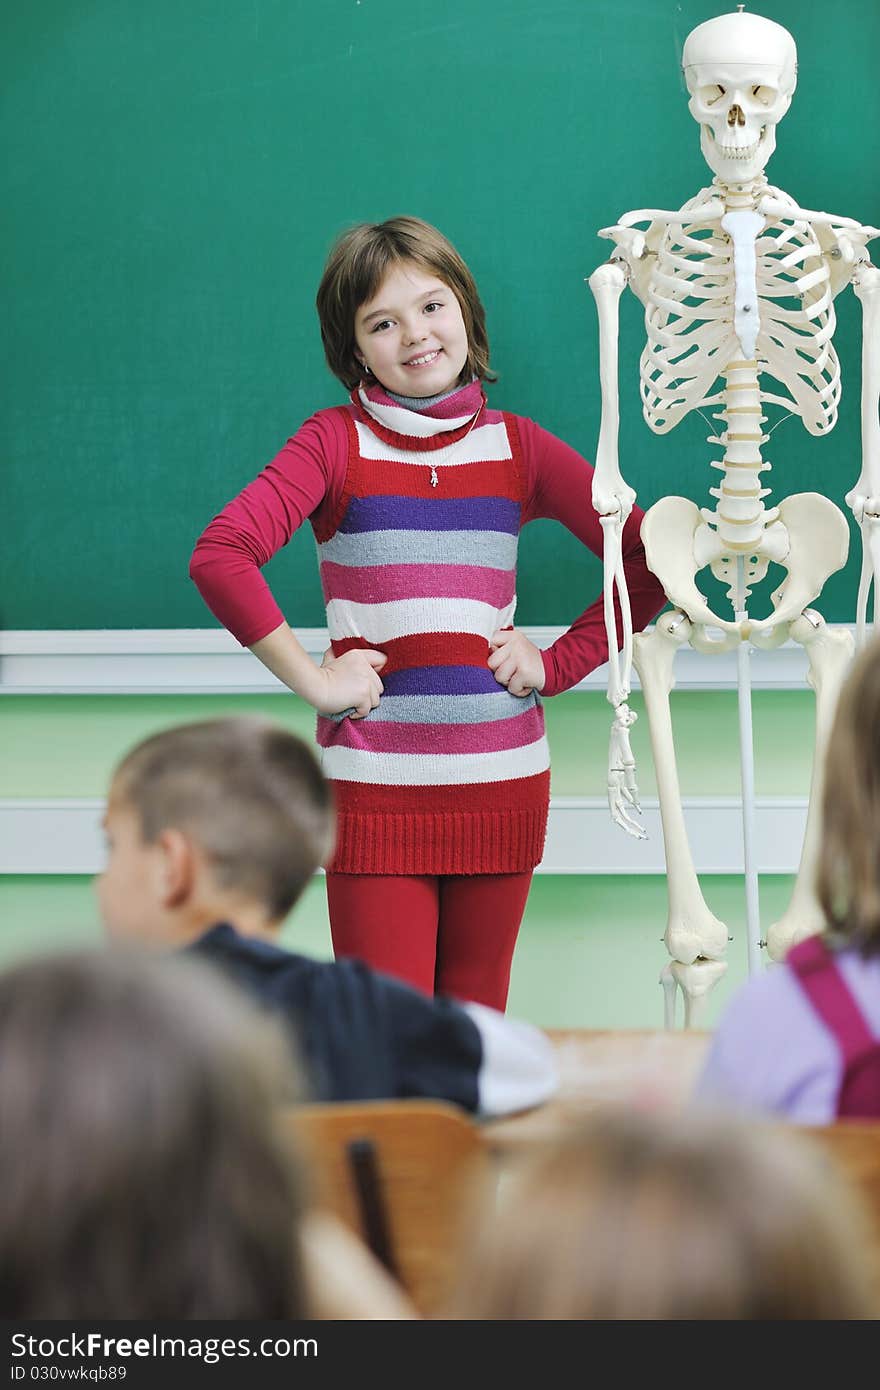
637, 186, 842, 440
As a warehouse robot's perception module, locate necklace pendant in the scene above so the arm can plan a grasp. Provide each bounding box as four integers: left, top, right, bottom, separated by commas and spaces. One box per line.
430, 465, 438, 488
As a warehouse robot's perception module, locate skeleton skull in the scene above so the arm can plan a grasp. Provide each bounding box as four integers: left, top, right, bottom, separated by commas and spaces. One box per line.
683, 10, 797, 186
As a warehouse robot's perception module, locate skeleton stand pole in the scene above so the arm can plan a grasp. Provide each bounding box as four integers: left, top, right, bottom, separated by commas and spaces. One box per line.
734, 556, 763, 975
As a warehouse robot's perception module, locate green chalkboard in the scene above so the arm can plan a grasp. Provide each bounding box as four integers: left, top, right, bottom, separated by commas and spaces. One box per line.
4, 0, 878, 630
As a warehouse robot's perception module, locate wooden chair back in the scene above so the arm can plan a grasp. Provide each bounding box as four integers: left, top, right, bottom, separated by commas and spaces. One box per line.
803, 1121, 880, 1208
280, 1099, 490, 1315
802, 1120, 880, 1306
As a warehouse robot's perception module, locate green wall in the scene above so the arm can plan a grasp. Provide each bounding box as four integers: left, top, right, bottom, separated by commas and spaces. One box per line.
4, 0, 878, 631
0, 871, 797, 1030
1, 688, 814, 797
1, 689, 811, 1028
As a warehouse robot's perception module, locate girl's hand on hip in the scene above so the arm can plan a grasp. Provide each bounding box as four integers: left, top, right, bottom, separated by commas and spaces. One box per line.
316, 648, 386, 718
488, 629, 545, 698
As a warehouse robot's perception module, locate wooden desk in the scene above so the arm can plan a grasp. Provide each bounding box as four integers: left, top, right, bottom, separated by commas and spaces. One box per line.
483, 1028, 711, 1157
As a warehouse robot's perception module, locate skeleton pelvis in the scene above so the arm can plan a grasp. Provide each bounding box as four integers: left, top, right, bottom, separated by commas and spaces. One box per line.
641, 493, 849, 632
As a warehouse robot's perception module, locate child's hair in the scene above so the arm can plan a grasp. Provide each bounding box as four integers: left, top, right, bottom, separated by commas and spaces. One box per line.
0, 948, 310, 1318
113, 716, 334, 921
817, 636, 880, 956
445, 1106, 876, 1320
316, 215, 495, 390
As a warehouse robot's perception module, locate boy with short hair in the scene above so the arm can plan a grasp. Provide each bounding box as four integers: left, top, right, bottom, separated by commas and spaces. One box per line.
98, 716, 556, 1113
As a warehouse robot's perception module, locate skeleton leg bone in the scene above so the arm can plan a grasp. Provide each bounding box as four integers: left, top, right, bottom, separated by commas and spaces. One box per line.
856, 513, 880, 642
660, 963, 678, 1031
854, 534, 876, 649
660, 959, 730, 1031
744, 497, 847, 954
766, 612, 854, 960
633, 613, 728, 1026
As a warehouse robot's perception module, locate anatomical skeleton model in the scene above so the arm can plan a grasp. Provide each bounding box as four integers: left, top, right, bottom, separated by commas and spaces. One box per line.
589, 8, 879, 1026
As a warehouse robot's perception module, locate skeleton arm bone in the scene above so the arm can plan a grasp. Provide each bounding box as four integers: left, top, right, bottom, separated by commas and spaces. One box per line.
596, 228, 654, 304
598, 514, 634, 708
589, 260, 635, 703
588, 262, 634, 524
847, 261, 880, 516
600, 512, 643, 837
589, 260, 644, 837
846, 262, 880, 642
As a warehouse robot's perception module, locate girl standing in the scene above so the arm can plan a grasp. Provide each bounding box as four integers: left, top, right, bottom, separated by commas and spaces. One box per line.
191, 217, 664, 1009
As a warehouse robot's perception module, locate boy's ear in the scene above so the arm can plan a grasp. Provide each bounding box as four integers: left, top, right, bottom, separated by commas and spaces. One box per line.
155, 828, 197, 909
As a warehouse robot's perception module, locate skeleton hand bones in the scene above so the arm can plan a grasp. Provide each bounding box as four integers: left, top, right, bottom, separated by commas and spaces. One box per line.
607, 700, 645, 840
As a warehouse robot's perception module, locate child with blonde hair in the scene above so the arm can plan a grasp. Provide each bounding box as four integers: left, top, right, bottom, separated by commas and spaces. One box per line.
191, 216, 665, 1007
445, 1107, 876, 1320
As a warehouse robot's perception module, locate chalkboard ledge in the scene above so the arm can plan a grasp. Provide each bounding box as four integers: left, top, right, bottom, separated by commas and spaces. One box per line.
0, 628, 834, 696
0, 794, 809, 877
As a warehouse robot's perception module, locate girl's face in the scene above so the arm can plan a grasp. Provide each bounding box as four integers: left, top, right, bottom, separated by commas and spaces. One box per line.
354, 261, 469, 398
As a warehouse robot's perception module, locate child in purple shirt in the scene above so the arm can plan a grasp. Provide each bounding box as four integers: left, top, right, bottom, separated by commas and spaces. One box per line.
696, 637, 880, 1121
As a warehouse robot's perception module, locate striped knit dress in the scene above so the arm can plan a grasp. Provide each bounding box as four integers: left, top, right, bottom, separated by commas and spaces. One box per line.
312, 377, 551, 876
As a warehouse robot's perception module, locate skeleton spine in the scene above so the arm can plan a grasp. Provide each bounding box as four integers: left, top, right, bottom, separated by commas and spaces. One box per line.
701, 184, 773, 552
705, 361, 773, 552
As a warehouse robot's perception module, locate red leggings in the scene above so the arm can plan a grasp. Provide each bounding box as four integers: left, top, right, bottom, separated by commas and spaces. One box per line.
324, 871, 533, 1012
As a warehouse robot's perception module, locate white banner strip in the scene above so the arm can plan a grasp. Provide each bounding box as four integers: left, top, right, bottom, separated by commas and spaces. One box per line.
0, 627, 838, 695
0, 796, 807, 876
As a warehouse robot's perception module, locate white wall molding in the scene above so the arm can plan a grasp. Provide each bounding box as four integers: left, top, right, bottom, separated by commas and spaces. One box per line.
0, 795, 807, 876
0, 627, 843, 695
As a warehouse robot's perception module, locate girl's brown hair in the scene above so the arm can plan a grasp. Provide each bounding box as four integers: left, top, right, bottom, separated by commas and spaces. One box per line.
0, 950, 310, 1318
817, 636, 880, 955
316, 216, 495, 390
446, 1107, 876, 1320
